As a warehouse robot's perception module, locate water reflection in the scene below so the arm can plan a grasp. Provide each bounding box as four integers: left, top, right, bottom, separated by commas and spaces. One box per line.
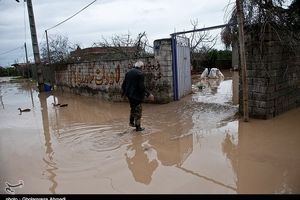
2, 75, 299, 194
205, 78, 223, 95
222, 112, 300, 194
192, 80, 233, 106
0, 83, 3, 109
123, 96, 195, 185
125, 135, 158, 185
232, 71, 239, 105
38, 92, 58, 194
0, 95, 4, 109
176, 165, 237, 192
151, 132, 193, 167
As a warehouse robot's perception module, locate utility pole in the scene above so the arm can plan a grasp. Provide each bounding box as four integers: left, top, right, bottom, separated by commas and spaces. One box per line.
236, 0, 249, 122
24, 42, 30, 78
45, 30, 51, 64
23, 0, 44, 92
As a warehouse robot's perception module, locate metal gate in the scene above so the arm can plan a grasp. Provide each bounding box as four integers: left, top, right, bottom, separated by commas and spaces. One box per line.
171, 35, 191, 100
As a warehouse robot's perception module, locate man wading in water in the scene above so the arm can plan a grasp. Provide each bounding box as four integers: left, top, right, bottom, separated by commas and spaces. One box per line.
122, 61, 154, 131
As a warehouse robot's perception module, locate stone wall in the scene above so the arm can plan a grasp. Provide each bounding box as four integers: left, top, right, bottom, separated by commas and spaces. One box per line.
240, 24, 300, 119
55, 39, 174, 103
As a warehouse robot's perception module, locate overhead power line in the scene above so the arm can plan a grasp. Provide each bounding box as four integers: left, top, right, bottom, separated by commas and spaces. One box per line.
0, 46, 23, 56
46, 0, 97, 31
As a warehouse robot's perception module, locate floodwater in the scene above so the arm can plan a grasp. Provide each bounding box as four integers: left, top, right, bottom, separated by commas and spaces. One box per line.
0, 71, 299, 194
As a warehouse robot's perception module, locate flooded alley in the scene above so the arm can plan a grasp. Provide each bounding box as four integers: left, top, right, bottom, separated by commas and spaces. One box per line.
0, 72, 299, 194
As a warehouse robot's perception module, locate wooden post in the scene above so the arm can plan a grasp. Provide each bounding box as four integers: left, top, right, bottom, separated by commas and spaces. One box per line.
236, 0, 249, 122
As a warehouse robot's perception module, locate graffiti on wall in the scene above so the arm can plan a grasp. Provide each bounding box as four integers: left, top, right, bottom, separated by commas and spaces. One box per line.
143, 61, 163, 92
66, 63, 121, 87
56, 60, 166, 96
94, 64, 121, 86
70, 64, 95, 85
121, 60, 163, 92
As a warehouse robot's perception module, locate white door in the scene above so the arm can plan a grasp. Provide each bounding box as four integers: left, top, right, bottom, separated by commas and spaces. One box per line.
176, 36, 191, 99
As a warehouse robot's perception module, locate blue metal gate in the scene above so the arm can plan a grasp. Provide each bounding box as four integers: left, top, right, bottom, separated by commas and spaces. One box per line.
171, 35, 191, 100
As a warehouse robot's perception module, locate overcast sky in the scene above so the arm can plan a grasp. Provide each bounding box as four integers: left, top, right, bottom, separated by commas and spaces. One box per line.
0, 0, 235, 67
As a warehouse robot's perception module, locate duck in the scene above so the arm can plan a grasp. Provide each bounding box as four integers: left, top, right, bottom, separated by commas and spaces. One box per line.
18, 108, 31, 114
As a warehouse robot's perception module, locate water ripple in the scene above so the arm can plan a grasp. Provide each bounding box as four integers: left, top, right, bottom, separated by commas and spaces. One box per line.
57, 121, 132, 153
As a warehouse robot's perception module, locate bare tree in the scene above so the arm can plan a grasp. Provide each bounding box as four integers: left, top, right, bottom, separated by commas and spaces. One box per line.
183, 19, 218, 53
93, 31, 153, 59
40, 34, 76, 64
221, 0, 299, 48
181, 19, 218, 72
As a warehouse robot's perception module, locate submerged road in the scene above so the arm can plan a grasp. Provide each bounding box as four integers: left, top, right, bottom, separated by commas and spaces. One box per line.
0, 73, 299, 194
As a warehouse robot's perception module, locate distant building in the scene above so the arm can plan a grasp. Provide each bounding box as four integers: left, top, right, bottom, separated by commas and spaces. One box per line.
11, 63, 32, 78
69, 46, 143, 62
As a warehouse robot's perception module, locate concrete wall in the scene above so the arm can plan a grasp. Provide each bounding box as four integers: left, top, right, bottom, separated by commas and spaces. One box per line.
55, 39, 174, 103
240, 24, 300, 119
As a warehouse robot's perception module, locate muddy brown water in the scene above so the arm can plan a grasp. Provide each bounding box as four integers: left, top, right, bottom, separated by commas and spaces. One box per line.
0, 72, 299, 194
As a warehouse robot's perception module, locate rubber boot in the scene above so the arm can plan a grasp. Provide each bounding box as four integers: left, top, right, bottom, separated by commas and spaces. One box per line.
129, 117, 135, 127
136, 125, 145, 132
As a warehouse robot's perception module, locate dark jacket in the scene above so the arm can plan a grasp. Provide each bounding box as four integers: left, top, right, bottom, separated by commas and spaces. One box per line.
122, 67, 150, 102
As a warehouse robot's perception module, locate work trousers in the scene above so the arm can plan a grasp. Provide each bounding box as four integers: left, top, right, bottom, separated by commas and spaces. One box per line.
129, 98, 142, 127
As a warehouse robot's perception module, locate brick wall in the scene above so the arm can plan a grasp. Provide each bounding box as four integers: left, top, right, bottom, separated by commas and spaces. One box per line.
55, 39, 174, 103
240, 24, 300, 119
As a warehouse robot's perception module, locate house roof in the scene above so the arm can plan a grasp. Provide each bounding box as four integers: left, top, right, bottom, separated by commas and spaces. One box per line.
70, 46, 139, 56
